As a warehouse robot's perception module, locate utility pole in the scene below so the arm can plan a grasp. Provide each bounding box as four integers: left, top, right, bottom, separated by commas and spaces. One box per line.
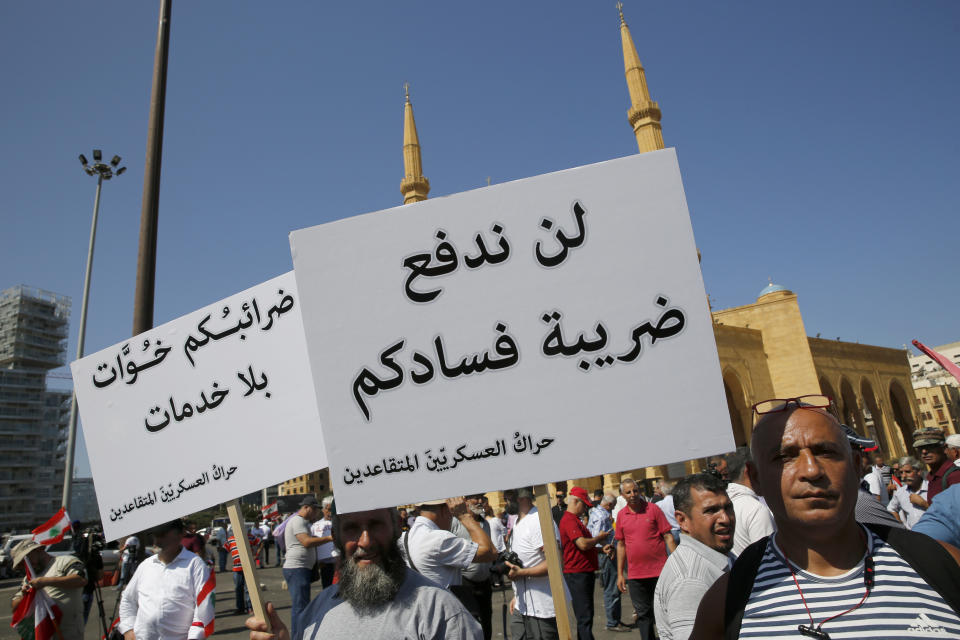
132, 0, 172, 336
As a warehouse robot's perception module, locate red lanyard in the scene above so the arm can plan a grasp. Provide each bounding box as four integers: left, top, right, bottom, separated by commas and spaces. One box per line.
787, 554, 874, 640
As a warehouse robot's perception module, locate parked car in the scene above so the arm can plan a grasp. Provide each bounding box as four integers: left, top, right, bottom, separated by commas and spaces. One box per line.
0, 534, 33, 578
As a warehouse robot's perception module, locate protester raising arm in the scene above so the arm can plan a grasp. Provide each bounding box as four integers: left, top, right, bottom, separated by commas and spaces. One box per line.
447, 497, 496, 563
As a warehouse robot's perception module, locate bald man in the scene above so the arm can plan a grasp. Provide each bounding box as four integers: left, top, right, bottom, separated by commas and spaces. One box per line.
690, 399, 960, 639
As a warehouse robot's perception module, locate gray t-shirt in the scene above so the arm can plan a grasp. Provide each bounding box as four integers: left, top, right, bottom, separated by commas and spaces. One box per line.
297, 567, 482, 640
284, 514, 315, 569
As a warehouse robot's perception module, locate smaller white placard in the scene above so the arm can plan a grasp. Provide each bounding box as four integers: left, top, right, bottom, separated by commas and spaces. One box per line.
71, 272, 326, 540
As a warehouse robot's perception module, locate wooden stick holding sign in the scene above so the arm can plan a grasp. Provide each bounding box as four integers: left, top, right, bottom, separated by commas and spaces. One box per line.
533, 484, 573, 640
226, 499, 271, 631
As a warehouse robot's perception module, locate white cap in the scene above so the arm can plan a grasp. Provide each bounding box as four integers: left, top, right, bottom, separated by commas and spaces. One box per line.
946, 434, 960, 448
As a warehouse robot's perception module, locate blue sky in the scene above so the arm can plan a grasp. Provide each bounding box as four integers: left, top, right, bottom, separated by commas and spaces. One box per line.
2, 2, 958, 476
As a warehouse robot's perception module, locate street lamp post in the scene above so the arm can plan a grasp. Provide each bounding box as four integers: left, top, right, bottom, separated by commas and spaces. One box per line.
62, 151, 126, 513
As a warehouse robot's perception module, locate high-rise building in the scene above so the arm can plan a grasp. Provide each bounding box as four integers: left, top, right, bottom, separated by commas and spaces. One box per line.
0, 285, 72, 532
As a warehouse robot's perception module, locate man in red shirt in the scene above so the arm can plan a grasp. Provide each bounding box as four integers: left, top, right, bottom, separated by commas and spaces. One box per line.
915, 427, 960, 504
181, 520, 208, 562
559, 486, 607, 640
615, 478, 675, 640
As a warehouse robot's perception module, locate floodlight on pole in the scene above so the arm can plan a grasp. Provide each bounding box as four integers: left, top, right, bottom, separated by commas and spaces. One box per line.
62, 149, 126, 512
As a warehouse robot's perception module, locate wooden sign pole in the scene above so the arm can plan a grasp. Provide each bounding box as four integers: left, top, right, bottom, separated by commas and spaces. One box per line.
226, 499, 271, 631
533, 484, 573, 640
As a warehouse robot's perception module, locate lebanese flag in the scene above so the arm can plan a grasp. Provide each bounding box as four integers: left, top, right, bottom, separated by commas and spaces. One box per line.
913, 340, 960, 385
32, 507, 72, 546
192, 566, 216, 637
10, 559, 63, 640
261, 500, 279, 521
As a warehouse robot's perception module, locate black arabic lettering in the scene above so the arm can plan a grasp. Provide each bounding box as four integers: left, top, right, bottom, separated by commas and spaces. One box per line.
351, 340, 406, 421
434, 323, 520, 379
92, 362, 118, 388
260, 290, 295, 331
237, 365, 270, 398
540, 310, 608, 357
402, 229, 460, 303
144, 383, 229, 432
183, 315, 212, 367
535, 200, 587, 267
409, 351, 435, 385
615, 295, 686, 364
533, 438, 555, 454
124, 341, 172, 384
463, 223, 511, 269
144, 406, 171, 432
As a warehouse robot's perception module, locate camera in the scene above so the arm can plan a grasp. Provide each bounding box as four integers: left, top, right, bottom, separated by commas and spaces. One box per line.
491, 549, 523, 575
706, 462, 727, 484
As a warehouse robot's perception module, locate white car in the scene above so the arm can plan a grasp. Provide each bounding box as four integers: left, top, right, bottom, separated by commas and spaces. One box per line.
0, 534, 33, 578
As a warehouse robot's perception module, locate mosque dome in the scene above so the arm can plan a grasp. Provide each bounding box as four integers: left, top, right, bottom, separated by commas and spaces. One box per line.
757, 281, 793, 301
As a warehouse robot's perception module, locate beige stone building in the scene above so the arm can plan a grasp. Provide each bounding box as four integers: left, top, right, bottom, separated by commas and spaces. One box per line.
913, 385, 959, 435
910, 341, 960, 389
394, 7, 923, 510
278, 469, 331, 498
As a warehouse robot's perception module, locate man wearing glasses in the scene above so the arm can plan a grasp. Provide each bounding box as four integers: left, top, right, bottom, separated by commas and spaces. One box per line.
689, 395, 960, 639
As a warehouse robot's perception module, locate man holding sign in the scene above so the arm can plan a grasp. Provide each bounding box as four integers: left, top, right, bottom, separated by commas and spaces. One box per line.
247, 504, 480, 639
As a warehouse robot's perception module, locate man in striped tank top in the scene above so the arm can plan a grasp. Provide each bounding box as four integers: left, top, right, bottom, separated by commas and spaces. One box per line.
690, 396, 960, 639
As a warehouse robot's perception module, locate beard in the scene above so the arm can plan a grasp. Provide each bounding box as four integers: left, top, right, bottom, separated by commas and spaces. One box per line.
336, 541, 407, 612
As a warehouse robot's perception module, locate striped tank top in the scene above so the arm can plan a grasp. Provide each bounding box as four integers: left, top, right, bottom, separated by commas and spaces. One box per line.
739, 526, 960, 638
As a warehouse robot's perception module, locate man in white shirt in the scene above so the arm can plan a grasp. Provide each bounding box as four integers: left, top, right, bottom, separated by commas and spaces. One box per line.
861, 455, 889, 504
504, 488, 566, 640
723, 447, 776, 555
887, 456, 930, 529
258, 521, 273, 566
947, 434, 960, 467
655, 482, 681, 548
119, 519, 215, 640
401, 496, 496, 589
310, 496, 337, 588
486, 507, 506, 554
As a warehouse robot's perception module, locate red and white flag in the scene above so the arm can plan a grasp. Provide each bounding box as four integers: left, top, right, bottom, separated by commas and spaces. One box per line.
32, 507, 72, 546
913, 339, 960, 386
192, 569, 216, 637
10, 559, 63, 640
261, 500, 279, 521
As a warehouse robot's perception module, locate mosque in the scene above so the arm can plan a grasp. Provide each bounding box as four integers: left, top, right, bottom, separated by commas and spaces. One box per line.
281, 6, 921, 503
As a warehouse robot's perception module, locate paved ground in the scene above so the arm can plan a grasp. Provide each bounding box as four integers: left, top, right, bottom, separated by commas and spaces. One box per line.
0, 566, 641, 640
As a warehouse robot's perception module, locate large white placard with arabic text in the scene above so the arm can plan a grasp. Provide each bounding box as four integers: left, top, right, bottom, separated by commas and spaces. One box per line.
290, 150, 733, 513
71, 272, 326, 540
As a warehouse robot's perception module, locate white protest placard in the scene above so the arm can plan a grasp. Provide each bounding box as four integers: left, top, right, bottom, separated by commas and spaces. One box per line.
290, 150, 733, 513
71, 272, 326, 540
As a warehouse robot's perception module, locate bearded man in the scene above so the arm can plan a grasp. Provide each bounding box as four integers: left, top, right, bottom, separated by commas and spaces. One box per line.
246, 503, 481, 640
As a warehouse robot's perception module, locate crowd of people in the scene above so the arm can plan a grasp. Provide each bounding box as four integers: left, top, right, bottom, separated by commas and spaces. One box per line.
244, 400, 960, 640
9, 396, 960, 639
